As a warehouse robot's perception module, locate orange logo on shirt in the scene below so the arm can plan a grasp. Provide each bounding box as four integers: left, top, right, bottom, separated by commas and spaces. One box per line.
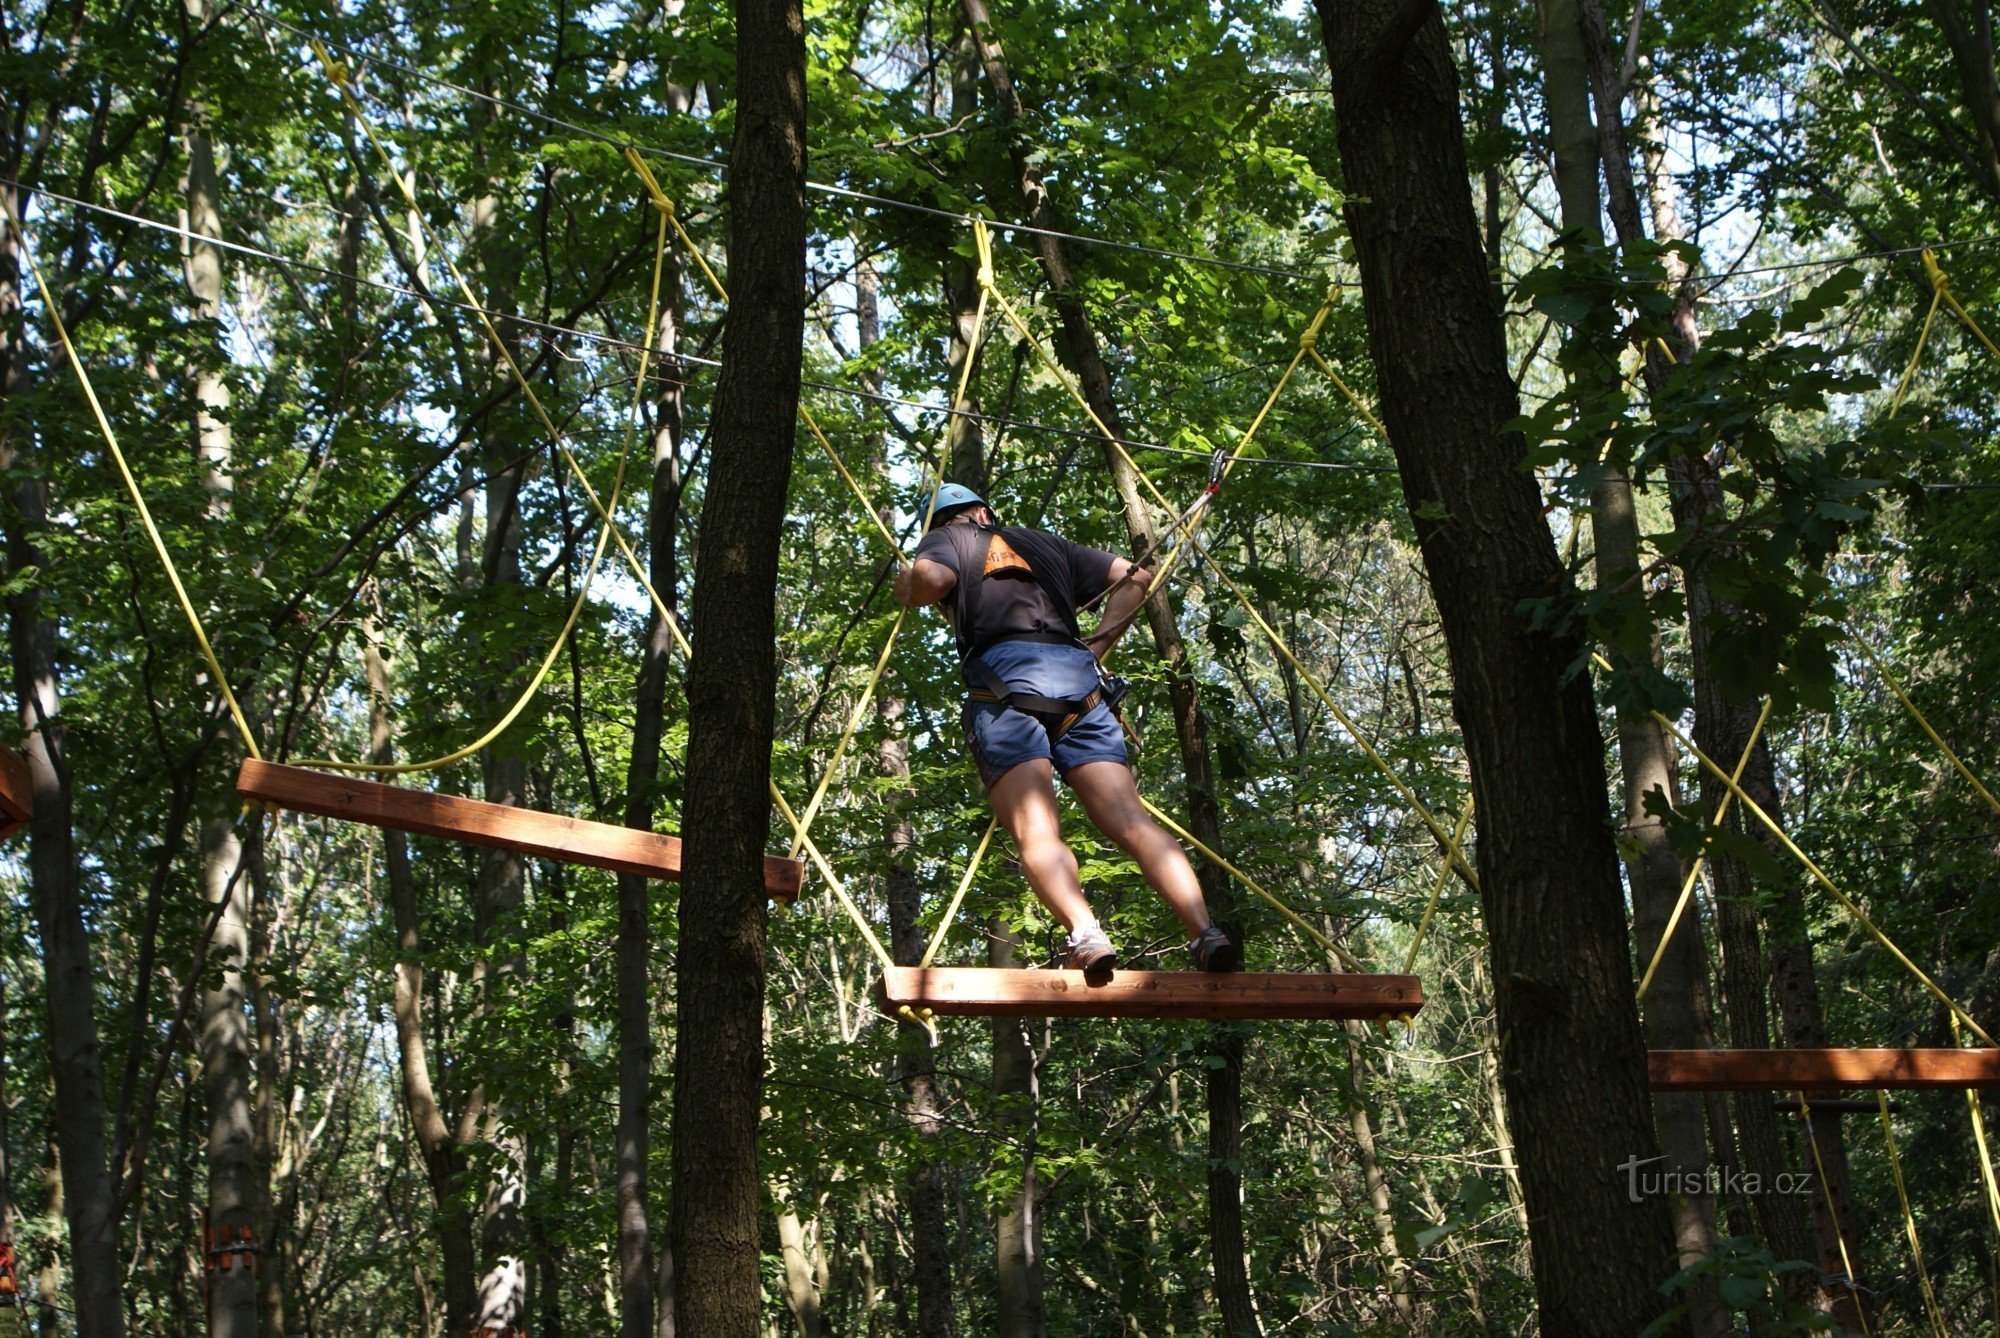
984, 534, 1034, 578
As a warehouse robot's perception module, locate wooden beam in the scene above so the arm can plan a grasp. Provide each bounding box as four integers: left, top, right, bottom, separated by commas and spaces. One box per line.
0, 745, 30, 837
874, 966, 1423, 1021
1649, 1048, 2000, 1092
237, 759, 803, 901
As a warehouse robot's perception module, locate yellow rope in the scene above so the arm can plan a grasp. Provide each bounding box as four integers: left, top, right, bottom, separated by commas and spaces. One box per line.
1889, 282, 1942, 420
1635, 698, 1773, 1000
1848, 627, 2000, 819
1924, 247, 2000, 364
1877, 1090, 1950, 1338
1955, 1016, 2000, 1243
1140, 797, 1366, 971
1403, 802, 1474, 975
303, 44, 665, 773
1795, 1091, 1873, 1336
1304, 345, 1389, 442
1602, 654, 1998, 1046
918, 816, 1000, 969
1, 196, 265, 759
787, 607, 907, 857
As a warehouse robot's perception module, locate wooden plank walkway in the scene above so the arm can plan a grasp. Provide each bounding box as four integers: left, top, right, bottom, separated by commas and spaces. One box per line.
237, 759, 804, 901
874, 966, 1423, 1020
1649, 1048, 2000, 1091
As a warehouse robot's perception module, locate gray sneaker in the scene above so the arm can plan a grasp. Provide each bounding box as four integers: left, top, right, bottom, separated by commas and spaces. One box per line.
1189, 925, 1242, 973
1065, 924, 1118, 983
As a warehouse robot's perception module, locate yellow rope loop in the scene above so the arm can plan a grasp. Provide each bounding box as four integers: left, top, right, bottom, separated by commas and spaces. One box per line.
972, 216, 995, 290
1922, 246, 1949, 297
621, 146, 674, 216
1954, 1015, 2000, 1242
896, 1004, 940, 1044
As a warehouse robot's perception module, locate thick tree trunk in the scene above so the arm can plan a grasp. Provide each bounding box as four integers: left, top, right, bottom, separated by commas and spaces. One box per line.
1313, 4, 1679, 1331
364, 615, 479, 1329
668, 1, 805, 1331
1536, 3, 1722, 1314
617, 212, 686, 1338
0, 185, 126, 1338
956, 4, 1258, 1328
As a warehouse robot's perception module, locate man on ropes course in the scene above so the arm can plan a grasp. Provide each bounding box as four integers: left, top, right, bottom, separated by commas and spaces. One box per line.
894, 483, 1241, 980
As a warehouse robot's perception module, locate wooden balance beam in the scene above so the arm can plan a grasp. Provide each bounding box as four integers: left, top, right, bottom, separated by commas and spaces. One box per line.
0, 746, 31, 837
874, 966, 1423, 1021
237, 759, 804, 902
1649, 1048, 2000, 1092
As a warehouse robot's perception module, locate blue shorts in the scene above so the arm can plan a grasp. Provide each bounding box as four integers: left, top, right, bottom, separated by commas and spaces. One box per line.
962, 697, 1129, 791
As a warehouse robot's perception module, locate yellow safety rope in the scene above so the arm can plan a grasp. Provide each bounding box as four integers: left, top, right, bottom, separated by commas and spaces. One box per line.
1403, 802, 1474, 975
1847, 627, 2000, 819
1923, 247, 2000, 364
1889, 274, 1943, 420
304, 42, 664, 773
1794, 1091, 1874, 1337
918, 817, 1001, 969
1876, 1090, 1950, 1338
1954, 1015, 2000, 1242
1635, 698, 1774, 1000
1140, 797, 1366, 972
1601, 654, 1999, 1046
0, 195, 264, 759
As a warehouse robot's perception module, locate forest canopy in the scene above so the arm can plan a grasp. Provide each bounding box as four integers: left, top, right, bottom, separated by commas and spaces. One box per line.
4, 0, 2000, 1333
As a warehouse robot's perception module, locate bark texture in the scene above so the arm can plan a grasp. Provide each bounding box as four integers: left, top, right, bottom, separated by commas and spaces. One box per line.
668, 0, 806, 1330
0, 184, 126, 1338
1314, 3, 1679, 1329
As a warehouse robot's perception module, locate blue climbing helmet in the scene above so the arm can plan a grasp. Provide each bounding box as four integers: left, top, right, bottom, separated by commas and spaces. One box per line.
922, 482, 987, 530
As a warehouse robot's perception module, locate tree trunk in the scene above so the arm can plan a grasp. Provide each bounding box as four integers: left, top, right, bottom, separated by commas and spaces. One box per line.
1342, 1023, 1413, 1325
0, 183, 126, 1338
466, 57, 533, 1332
990, 923, 1045, 1338
1536, 2, 1722, 1313
668, 0, 805, 1330
865, 248, 956, 1336
617, 189, 687, 1338
955, 4, 1258, 1328
364, 612, 479, 1329
1313, 4, 1679, 1330
1604, 37, 1856, 1316
182, 69, 262, 1333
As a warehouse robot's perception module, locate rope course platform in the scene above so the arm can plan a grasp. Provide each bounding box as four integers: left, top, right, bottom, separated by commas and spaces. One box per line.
237, 759, 804, 902
0, 747, 31, 837
1649, 1048, 2000, 1092
873, 965, 1424, 1021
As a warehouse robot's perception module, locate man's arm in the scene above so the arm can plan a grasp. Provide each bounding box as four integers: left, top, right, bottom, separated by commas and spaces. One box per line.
894, 557, 957, 607
1084, 556, 1151, 662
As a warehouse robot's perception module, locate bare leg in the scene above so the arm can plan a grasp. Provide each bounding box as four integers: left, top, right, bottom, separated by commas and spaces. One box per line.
987, 759, 1096, 932
1066, 761, 1213, 939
